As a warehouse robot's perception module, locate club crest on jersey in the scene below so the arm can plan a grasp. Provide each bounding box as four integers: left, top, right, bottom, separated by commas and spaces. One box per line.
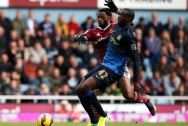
117, 34, 122, 40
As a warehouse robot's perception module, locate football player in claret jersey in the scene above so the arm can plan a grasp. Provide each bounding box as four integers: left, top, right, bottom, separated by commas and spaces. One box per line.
75, 1, 156, 126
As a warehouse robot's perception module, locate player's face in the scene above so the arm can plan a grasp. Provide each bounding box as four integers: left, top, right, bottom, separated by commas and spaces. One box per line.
118, 11, 131, 27
98, 12, 110, 28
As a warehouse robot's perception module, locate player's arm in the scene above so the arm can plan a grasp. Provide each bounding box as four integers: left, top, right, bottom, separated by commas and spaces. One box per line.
74, 29, 94, 45
104, 0, 121, 14
126, 29, 146, 95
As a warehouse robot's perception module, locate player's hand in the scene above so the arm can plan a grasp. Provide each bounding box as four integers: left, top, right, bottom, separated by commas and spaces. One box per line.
104, 0, 118, 13
133, 82, 146, 95
74, 35, 87, 45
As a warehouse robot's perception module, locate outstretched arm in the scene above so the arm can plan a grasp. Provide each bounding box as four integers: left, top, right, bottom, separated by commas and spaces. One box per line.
104, 0, 121, 14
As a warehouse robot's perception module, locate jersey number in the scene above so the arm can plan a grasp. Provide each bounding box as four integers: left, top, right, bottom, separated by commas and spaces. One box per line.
98, 69, 108, 79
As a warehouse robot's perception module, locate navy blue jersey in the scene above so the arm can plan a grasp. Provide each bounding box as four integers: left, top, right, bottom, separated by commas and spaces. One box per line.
102, 24, 140, 82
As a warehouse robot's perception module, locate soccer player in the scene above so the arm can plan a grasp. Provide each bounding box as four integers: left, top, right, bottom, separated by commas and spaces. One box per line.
75, 2, 156, 126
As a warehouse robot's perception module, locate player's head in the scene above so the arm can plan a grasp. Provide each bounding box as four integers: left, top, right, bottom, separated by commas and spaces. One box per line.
118, 8, 135, 27
98, 8, 112, 29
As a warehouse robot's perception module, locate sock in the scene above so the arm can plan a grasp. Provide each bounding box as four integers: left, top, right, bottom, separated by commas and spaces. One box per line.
91, 93, 107, 117
92, 106, 100, 120
78, 90, 98, 124
133, 91, 149, 103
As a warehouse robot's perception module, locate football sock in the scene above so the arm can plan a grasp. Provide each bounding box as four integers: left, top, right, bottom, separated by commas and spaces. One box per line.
133, 91, 149, 103
90, 93, 107, 117
78, 90, 98, 124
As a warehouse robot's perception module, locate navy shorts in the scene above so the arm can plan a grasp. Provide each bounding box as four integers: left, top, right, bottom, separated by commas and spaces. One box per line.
84, 64, 122, 92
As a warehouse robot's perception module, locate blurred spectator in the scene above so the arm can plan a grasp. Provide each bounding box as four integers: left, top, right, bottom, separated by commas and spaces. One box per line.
163, 17, 175, 40
43, 37, 58, 63
0, 71, 10, 94
51, 28, 64, 48
87, 57, 98, 71
68, 103, 81, 122
173, 83, 188, 104
146, 12, 162, 36
138, 70, 151, 94
168, 42, 179, 63
39, 83, 50, 95
30, 42, 46, 63
23, 55, 38, 83
66, 67, 78, 91
68, 55, 82, 71
55, 14, 69, 38
10, 30, 19, 42
26, 9, 38, 37
59, 83, 73, 95
0, 26, 8, 51
174, 56, 187, 79
12, 11, 26, 37
81, 16, 94, 31
32, 69, 51, 89
151, 70, 164, 95
39, 13, 54, 37
160, 30, 171, 46
34, 29, 45, 44
38, 55, 54, 77
6, 41, 18, 65
184, 71, 188, 94
81, 43, 99, 64
183, 44, 188, 63
0, 10, 13, 39
144, 27, 161, 57
23, 29, 34, 47
4, 79, 21, 95
56, 100, 70, 113
17, 39, 30, 60
58, 41, 71, 61
163, 70, 181, 95
173, 16, 187, 42
49, 68, 64, 91
54, 55, 67, 76
0, 53, 14, 72
23, 86, 40, 103
67, 15, 79, 35
135, 17, 146, 36
151, 44, 170, 67
174, 29, 187, 55
78, 68, 88, 82
153, 55, 171, 76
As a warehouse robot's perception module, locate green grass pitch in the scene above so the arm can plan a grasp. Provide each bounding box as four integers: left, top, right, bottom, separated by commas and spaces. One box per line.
0, 122, 187, 126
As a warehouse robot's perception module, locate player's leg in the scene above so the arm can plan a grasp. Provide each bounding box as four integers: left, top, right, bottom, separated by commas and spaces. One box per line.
76, 65, 107, 125
119, 68, 156, 116
76, 78, 98, 125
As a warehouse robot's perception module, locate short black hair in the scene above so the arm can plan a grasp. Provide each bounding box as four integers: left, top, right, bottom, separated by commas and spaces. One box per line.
122, 8, 135, 21
98, 8, 112, 17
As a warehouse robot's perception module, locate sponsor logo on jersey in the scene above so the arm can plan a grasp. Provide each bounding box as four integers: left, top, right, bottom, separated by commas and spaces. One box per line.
117, 34, 122, 41
110, 36, 119, 46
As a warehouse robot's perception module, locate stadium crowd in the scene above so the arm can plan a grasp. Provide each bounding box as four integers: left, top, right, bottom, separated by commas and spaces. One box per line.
0, 9, 188, 101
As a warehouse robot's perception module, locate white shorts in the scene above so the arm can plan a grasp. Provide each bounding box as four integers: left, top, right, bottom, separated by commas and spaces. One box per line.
123, 66, 130, 79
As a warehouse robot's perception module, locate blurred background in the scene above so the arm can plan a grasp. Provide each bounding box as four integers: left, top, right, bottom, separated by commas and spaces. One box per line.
0, 0, 188, 123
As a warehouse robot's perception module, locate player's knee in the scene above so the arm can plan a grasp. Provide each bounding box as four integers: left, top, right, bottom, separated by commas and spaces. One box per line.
76, 82, 90, 95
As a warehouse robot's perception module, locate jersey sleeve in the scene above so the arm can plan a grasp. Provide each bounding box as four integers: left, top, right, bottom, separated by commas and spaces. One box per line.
127, 29, 141, 83
83, 29, 94, 41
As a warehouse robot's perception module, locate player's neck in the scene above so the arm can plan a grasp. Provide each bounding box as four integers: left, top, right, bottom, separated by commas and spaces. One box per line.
100, 23, 110, 29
